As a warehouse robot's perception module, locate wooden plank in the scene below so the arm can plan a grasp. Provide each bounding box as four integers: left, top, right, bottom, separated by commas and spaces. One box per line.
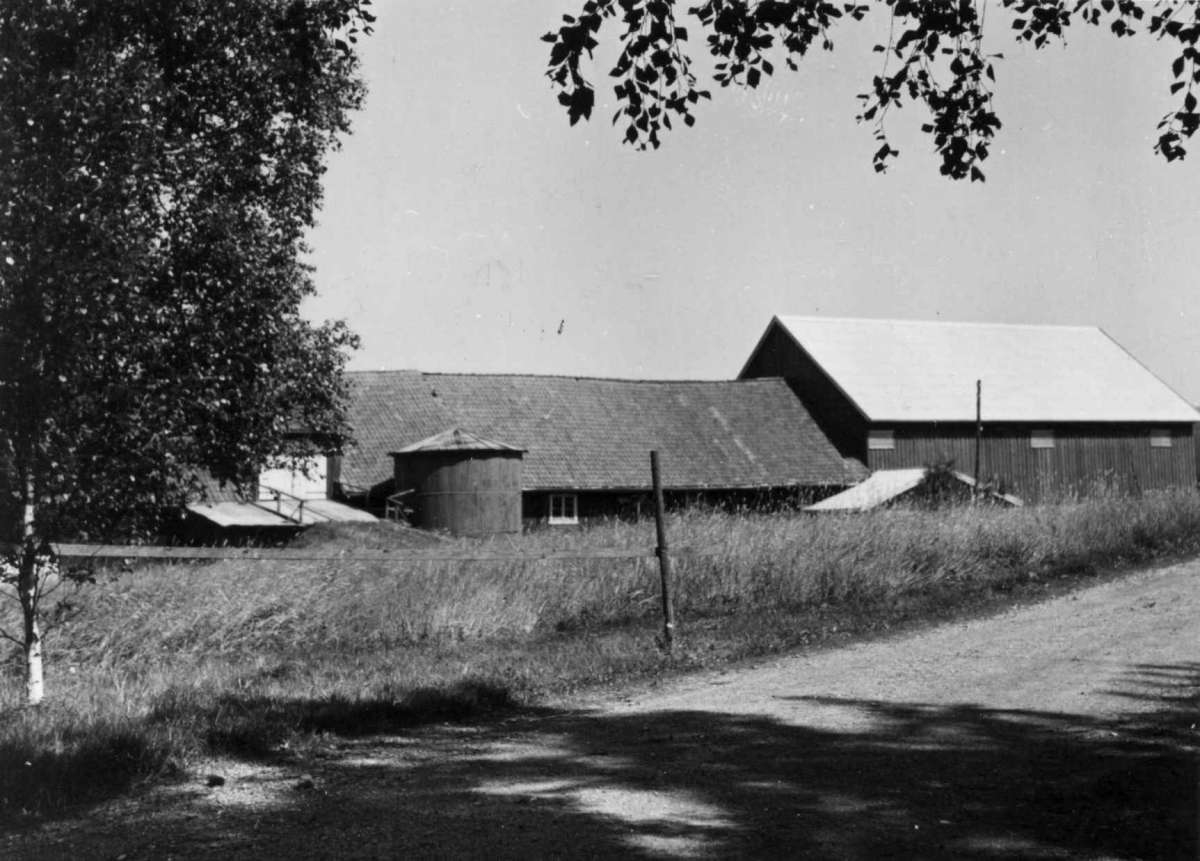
650, 450, 677, 650
881, 421, 1199, 502
49, 543, 713, 563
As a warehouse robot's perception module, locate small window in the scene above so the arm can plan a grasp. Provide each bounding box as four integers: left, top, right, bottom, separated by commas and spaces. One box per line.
548, 493, 579, 525
1150, 428, 1173, 448
1031, 429, 1055, 449
868, 430, 895, 451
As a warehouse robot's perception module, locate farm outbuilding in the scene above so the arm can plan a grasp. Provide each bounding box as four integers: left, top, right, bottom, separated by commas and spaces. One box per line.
391, 428, 524, 536
336, 372, 867, 525
740, 316, 1199, 502
182, 443, 376, 542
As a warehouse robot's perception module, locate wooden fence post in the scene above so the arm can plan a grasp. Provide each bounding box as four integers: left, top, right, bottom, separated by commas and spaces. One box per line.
650, 450, 676, 651
974, 379, 982, 502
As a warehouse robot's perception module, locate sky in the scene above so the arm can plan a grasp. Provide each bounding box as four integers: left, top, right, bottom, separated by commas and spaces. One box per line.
302, 1, 1200, 402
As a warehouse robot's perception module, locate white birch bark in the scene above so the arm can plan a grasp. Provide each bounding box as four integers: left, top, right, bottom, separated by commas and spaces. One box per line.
24, 612, 43, 706
18, 474, 44, 705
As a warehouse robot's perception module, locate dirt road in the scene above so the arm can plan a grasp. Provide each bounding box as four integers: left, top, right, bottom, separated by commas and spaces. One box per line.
8, 559, 1200, 859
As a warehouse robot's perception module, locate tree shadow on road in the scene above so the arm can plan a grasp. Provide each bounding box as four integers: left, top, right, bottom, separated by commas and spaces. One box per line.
17, 660, 1192, 860
372, 660, 1199, 859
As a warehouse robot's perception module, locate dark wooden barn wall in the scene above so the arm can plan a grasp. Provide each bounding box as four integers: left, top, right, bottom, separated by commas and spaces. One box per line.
522, 491, 642, 524
1195, 424, 1200, 481
740, 322, 869, 460
868, 423, 1197, 501
520, 486, 844, 525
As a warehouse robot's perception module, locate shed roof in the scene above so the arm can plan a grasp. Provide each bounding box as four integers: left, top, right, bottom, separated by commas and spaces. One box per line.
185, 501, 296, 528
804, 469, 929, 512
342, 372, 866, 492
804, 468, 1022, 512
746, 316, 1199, 423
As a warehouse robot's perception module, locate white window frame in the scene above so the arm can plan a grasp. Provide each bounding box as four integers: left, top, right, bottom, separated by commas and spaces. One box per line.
1030, 429, 1055, 450
1150, 428, 1173, 448
548, 493, 579, 525
867, 429, 896, 451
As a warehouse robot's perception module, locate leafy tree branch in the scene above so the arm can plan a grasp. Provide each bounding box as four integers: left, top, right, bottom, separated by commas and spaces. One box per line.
544, 0, 1200, 179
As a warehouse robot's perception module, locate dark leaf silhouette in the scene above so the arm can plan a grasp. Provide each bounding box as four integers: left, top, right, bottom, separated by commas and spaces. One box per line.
544, 0, 1200, 178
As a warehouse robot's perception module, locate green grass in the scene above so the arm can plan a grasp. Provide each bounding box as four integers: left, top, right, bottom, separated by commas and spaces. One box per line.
5, 489, 1200, 817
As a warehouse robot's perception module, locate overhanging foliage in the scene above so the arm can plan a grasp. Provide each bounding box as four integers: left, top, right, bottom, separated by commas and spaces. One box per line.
545, 0, 1200, 179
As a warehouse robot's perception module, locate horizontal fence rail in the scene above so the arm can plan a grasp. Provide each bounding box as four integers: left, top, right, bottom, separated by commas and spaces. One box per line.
46, 543, 716, 564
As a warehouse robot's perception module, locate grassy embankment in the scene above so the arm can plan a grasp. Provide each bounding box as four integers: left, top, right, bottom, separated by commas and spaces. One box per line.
4, 489, 1200, 816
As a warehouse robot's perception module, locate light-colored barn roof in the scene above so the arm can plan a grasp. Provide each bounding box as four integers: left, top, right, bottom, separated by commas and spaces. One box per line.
755, 316, 1199, 423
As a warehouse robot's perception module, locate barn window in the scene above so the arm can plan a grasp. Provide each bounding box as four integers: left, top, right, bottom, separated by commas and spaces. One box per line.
1150, 428, 1173, 448
868, 430, 895, 451
1030, 429, 1055, 449
548, 493, 578, 525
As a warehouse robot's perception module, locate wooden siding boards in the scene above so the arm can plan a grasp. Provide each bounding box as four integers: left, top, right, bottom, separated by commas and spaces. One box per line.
394, 446, 523, 535
520, 485, 831, 526
1192, 410, 1200, 481
740, 317, 1198, 501
868, 423, 1196, 501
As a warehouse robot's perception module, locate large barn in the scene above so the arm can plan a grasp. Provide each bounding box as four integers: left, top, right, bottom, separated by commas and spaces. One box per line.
739, 316, 1199, 501
334, 372, 867, 524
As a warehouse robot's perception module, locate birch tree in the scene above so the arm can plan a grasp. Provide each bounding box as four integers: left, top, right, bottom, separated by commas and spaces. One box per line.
0, 0, 372, 704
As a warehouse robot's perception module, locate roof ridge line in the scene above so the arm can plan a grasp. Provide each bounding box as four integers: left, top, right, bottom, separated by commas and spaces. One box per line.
346, 369, 783, 384
775, 314, 1097, 331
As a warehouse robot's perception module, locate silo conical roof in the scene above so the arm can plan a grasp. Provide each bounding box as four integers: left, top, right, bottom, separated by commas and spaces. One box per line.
390, 427, 524, 454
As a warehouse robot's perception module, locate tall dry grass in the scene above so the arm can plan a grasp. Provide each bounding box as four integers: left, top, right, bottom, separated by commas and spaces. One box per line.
4, 489, 1200, 814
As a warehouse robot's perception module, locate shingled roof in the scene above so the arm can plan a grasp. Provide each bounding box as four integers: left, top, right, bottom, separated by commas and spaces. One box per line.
341, 372, 865, 492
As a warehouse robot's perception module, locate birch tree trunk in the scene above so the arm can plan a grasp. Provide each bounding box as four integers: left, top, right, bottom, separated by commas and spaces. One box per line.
18, 474, 44, 705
